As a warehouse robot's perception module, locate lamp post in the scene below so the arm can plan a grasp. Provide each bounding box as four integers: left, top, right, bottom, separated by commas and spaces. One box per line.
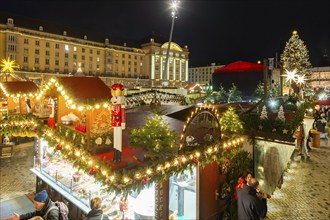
162, 0, 179, 87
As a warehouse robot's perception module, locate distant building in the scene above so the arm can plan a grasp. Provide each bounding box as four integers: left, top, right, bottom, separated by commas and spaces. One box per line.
0, 17, 189, 88
309, 66, 330, 89
188, 63, 224, 86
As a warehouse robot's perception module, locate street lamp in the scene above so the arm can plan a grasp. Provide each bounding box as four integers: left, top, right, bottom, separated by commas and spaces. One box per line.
162, 0, 180, 87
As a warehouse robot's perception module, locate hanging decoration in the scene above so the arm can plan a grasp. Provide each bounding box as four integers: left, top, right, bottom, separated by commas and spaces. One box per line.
260, 105, 268, 120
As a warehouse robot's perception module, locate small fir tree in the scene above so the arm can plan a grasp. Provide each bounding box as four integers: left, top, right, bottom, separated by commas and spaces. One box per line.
129, 115, 177, 160
216, 84, 228, 103
220, 107, 244, 135
253, 82, 264, 101
260, 105, 268, 120
227, 83, 242, 103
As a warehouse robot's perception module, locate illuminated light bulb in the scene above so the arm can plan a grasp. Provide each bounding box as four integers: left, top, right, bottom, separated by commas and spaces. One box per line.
181, 157, 186, 162
65, 145, 70, 149
78, 106, 84, 111
195, 152, 201, 157
228, 142, 232, 146
174, 160, 179, 165
82, 156, 86, 161
123, 177, 130, 183
102, 171, 107, 176
135, 173, 141, 179
146, 169, 152, 175
214, 147, 218, 151
58, 86, 63, 91
75, 151, 80, 156
190, 155, 194, 159
71, 104, 76, 109
68, 100, 73, 104
240, 138, 244, 142
207, 148, 212, 153
233, 140, 236, 144
47, 82, 52, 86
165, 163, 171, 168
64, 95, 69, 100
110, 176, 115, 181
95, 104, 100, 109
103, 103, 108, 108
180, 144, 183, 148
88, 161, 93, 165
61, 91, 65, 96
157, 166, 162, 171
51, 78, 56, 83
61, 141, 64, 145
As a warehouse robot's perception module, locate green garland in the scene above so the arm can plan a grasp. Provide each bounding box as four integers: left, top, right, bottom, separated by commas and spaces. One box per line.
1, 108, 247, 198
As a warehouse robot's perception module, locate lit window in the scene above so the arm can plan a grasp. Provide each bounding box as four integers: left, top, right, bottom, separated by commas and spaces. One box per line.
65, 45, 69, 51
73, 46, 77, 52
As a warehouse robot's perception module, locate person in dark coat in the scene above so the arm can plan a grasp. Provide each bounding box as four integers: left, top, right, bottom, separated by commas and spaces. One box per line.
85, 197, 109, 220
237, 178, 266, 220
6, 190, 59, 220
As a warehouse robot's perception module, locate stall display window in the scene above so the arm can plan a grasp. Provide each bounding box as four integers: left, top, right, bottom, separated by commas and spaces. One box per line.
34, 139, 156, 219
169, 166, 197, 220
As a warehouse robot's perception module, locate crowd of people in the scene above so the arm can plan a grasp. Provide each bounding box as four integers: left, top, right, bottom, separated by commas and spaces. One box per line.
235, 171, 271, 220
6, 190, 108, 220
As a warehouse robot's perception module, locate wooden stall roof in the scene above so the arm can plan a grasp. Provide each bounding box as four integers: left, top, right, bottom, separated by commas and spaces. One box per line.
0, 81, 39, 95
48, 77, 111, 102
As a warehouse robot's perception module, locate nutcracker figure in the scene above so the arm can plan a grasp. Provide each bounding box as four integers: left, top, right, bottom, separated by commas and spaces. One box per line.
111, 84, 126, 163
47, 98, 56, 128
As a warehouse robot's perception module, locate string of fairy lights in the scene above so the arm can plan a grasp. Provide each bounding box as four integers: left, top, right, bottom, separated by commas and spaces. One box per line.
0, 106, 244, 194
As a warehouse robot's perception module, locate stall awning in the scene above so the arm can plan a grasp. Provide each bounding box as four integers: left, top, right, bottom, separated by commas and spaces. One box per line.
214, 61, 263, 73
0, 81, 39, 96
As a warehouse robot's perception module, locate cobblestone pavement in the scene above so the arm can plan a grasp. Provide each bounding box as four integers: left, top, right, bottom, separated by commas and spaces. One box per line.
266, 137, 330, 220
0, 142, 35, 202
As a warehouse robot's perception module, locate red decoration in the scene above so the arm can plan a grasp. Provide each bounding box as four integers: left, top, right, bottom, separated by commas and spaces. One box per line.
193, 157, 199, 164
141, 175, 149, 185
75, 123, 87, 133
88, 167, 96, 176
48, 118, 56, 128
56, 143, 62, 151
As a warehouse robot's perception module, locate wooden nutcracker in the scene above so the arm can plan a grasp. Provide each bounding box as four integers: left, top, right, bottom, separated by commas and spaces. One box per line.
110, 84, 126, 163
47, 98, 56, 128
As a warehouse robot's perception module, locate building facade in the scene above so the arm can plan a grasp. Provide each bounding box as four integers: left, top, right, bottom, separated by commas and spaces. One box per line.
0, 18, 189, 88
309, 66, 330, 89
188, 63, 223, 86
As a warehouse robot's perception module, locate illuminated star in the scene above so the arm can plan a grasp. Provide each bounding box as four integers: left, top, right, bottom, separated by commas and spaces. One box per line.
296, 75, 306, 85
282, 129, 288, 134
282, 69, 297, 84
0, 57, 18, 73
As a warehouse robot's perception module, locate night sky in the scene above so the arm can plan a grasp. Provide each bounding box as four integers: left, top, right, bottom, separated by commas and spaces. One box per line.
1, 0, 330, 67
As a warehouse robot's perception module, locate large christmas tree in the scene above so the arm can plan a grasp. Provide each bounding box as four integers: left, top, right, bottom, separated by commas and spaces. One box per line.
280, 30, 312, 76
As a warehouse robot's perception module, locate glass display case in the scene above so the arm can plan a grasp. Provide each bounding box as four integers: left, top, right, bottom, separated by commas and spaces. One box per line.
169, 166, 197, 220
32, 138, 155, 220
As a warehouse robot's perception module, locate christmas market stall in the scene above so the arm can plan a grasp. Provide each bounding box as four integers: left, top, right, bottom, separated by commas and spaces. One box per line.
1, 77, 250, 219
0, 81, 39, 116
0, 81, 39, 148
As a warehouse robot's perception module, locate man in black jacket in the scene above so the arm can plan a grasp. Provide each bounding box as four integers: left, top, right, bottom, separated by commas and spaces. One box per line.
6, 190, 59, 220
237, 178, 266, 220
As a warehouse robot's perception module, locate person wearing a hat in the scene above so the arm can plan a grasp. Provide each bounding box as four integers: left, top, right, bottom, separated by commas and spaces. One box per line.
6, 190, 59, 220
